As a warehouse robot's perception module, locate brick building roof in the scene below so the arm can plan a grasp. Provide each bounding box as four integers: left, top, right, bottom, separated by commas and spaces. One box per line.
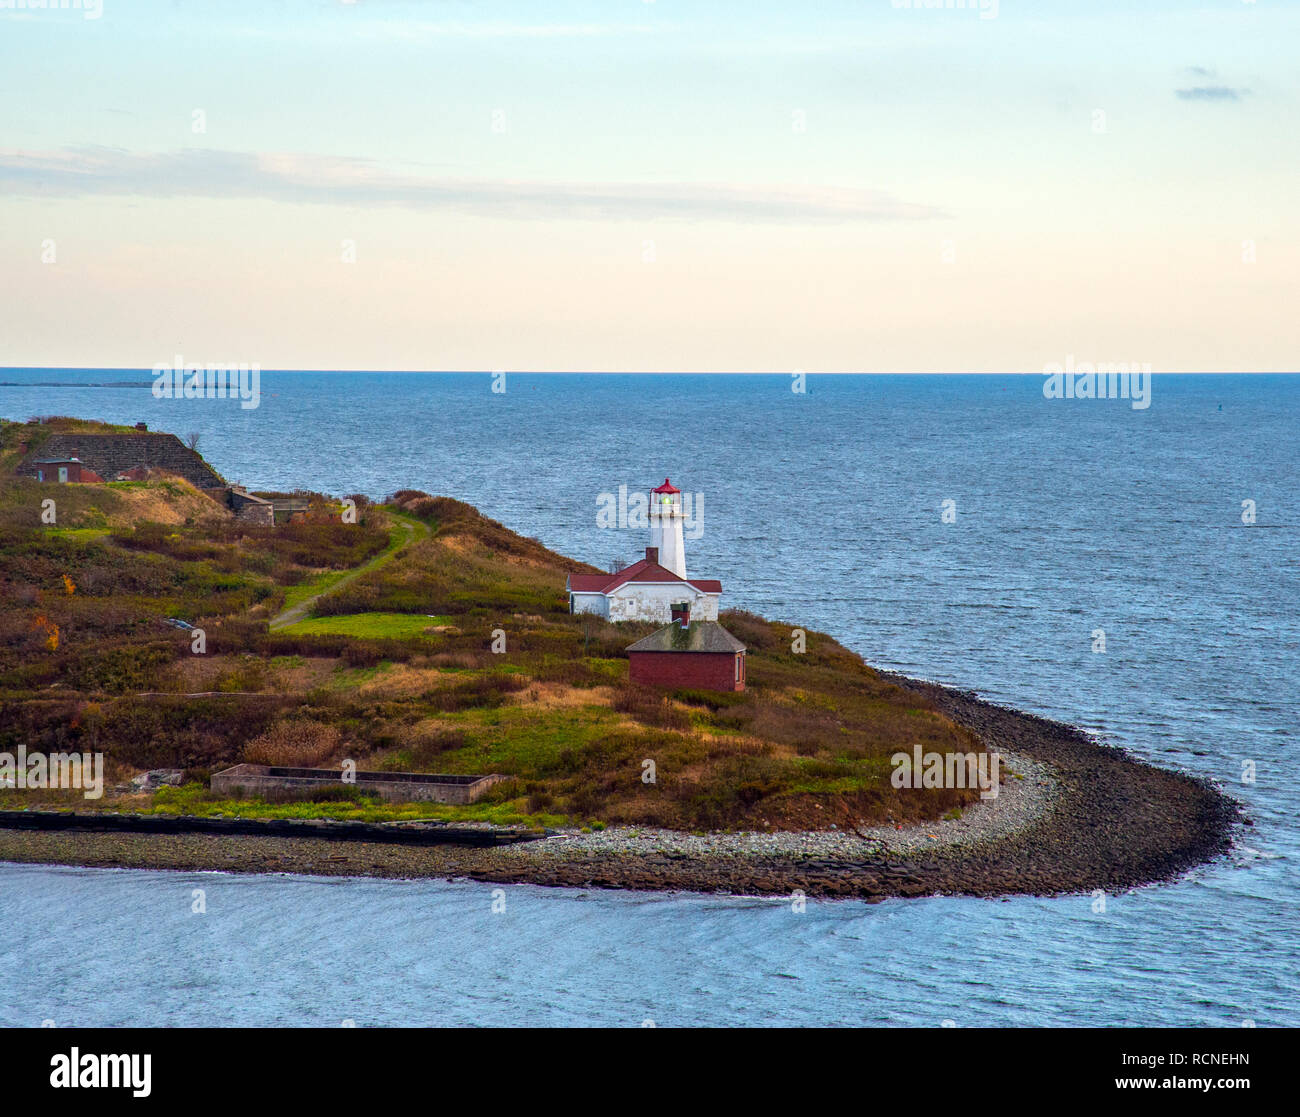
568, 554, 722, 596
626, 621, 746, 654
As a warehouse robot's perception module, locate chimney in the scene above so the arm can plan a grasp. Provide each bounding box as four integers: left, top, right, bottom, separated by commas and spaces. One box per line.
671, 601, 691, 629
135, 422, 147, 431
645, 546, 659, 564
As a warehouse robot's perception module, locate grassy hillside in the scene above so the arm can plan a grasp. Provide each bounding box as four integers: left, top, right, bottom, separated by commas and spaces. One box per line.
0, 418, 991, 831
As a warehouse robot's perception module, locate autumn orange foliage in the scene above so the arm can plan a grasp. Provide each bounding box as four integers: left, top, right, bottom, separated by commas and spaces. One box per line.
31, 614, 59, 652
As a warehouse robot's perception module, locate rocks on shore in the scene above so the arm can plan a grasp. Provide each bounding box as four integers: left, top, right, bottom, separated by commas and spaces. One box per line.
129, 769, 185, 792
0, 679, 1241, 901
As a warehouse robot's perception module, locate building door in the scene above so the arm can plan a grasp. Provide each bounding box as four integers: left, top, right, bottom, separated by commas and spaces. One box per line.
58, 467, 68, 483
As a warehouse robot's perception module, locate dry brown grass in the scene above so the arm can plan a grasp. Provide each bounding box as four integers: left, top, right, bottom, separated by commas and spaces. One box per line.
243, 720, 344, 767
99, 478, 229, 528
170, 654, 231, 693
356, 663, 450, 699
514, 681, 618, 710
266, 656, 341, 692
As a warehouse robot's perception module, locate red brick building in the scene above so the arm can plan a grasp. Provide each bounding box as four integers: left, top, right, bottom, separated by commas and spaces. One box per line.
626, 611, 746, 692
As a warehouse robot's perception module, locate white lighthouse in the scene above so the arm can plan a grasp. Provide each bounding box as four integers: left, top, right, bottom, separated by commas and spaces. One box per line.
648, 477, 687, 579
567, 474, 721, 622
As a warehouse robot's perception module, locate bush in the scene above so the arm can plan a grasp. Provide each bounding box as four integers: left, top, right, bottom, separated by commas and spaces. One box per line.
68, 642, 175, 694
672, 687, 748, 711
243, 720, 344, 767
406, 726, 469, 768
425, 673, 528, 712
611, 684, 691, 730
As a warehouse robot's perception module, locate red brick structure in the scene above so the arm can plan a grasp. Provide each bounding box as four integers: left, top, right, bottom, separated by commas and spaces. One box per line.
31, 457, 105, 484
626, 612, 746, 692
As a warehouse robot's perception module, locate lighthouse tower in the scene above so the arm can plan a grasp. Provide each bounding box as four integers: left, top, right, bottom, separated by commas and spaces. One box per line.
648, 478, 687, 578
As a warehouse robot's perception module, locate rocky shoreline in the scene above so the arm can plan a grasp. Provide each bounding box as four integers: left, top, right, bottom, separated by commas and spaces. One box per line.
0, 674, 1242, 900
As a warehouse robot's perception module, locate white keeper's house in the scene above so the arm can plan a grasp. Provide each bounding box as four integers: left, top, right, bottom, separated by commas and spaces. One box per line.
568, 478, 722, 623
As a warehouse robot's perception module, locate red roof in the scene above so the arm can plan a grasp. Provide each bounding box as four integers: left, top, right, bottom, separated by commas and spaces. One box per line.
651, 478, 680, 494
568, 555, 721, 596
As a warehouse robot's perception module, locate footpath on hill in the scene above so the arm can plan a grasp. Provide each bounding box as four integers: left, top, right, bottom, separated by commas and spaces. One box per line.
267, 512, 430, 631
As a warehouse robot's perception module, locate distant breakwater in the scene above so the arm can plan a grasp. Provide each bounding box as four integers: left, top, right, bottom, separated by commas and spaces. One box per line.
0, 381, 153, 389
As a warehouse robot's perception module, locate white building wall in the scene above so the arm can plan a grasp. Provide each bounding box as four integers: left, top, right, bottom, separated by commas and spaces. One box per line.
570, 592, 610, 618
690, 594, 720, 622
607, 584, 719, 624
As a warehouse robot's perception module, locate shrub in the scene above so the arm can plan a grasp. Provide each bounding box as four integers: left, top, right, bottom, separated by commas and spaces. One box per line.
611, 684, 691, 730
424, 673, 528, 712
672, 687, 748, 711
67, 642, 174, 694
406, 726, 469, 768
243, 720, 344, 767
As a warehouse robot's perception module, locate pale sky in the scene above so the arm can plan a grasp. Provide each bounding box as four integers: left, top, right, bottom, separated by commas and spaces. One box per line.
0, 0, 1295, 372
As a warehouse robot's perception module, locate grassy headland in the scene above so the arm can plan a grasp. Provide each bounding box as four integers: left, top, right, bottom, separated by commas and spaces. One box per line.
0, 417, 989, 833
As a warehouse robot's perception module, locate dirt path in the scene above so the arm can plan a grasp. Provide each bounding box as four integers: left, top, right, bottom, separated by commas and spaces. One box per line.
267, 513, 429, 631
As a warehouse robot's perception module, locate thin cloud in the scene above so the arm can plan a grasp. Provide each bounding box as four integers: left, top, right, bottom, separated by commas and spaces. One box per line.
0, 146, 946, 224
1175, 86, 1249, 102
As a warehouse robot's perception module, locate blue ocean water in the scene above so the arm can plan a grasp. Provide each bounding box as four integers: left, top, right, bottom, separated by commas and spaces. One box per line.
0, 371, 1296, 1027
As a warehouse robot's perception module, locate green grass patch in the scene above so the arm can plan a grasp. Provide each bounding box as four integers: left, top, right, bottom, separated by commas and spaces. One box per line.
280, 612, 450, 639
392, 704, 626, 775
44, 527, 112, 542
280, 566, 353, 611
147, 782, 557, 828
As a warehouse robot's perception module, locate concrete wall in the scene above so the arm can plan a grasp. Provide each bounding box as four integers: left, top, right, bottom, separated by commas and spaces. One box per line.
210, 764, 504, 804
629, 650, 744, 691
226, 489, 275, 525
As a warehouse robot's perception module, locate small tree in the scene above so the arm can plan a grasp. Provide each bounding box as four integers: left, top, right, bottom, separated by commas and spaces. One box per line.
186, 431, 201, 451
